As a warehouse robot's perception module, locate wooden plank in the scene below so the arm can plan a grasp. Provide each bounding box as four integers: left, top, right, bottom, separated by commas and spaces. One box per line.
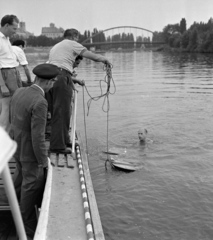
9, 161, 16, 164
57, 154, 65, 167
9, 158, 16, 163
45, 156, 87, 240
77, 131, 105, 240
66, 155, 74, 169
0, 206, 10, 210
0, 159, 16, 186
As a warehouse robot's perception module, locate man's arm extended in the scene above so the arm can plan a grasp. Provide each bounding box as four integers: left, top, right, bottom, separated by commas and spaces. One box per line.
81, 50, 111, 65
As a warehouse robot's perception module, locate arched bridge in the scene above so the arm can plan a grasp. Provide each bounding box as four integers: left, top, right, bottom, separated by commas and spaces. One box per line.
80, 26, 165, 49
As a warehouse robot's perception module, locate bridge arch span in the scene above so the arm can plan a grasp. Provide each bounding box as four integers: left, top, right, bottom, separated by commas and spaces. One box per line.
81, 26, 154, 43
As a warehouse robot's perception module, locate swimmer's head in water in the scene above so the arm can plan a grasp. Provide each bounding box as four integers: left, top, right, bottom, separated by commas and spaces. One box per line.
138, 128, 148, 142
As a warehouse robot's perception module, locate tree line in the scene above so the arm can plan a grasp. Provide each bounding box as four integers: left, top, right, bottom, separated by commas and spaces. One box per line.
153, 17, 213, 53
11, 17, 213, 52
11, 27, 151, 50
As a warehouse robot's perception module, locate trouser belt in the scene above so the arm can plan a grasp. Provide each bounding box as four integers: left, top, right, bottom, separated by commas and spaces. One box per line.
1, 67, 16, 70
58, 68, 72, 76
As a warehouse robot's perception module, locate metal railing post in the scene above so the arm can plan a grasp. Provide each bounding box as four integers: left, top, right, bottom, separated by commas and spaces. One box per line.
71, 91, 78, 155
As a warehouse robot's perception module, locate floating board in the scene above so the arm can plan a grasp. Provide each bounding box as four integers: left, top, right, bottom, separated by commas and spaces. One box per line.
110, 160, 139, 171
111, 161, 137, 171
103, 147, 142, 171
102, 151, 119, 155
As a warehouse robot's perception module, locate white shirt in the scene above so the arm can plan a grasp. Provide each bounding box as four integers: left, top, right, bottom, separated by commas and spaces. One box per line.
0, 32, 18, 68
12, 46, 28, 66
49, 39, 86, 73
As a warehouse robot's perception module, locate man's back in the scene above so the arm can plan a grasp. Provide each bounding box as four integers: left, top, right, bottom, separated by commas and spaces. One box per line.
49, 39, 86, 73
10, 85, 47, 163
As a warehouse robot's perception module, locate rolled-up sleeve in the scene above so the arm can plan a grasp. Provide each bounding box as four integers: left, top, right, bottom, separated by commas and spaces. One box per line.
15, 47, 28, 65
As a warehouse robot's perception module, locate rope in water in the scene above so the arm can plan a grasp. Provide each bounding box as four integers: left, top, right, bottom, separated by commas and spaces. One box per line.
82, 86, 89, 156
82, 64, 115, 159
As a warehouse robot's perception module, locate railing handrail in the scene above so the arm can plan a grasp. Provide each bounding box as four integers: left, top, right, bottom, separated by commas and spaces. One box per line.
34, 158, 53, 240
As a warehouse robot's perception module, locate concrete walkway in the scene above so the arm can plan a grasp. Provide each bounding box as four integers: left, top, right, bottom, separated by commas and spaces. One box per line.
0, 135, 105, 240
46, 153, 87, 240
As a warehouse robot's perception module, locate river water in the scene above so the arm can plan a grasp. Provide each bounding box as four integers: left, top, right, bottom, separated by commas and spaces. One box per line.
25, 49, 213, 240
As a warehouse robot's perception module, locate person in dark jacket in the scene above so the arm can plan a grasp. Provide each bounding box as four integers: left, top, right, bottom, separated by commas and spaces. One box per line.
10, 63, 59, 238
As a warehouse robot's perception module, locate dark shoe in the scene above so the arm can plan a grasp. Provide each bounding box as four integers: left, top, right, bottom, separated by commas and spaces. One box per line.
49, 148, 71, 154
66, 142, 72, 148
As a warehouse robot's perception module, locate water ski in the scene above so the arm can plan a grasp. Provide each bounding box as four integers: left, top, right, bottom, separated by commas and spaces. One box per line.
102, 151, 119, 155
104, 147, 141, 171
111, 161, 137, 171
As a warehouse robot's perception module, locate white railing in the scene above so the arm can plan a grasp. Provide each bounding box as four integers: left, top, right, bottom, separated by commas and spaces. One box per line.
70, 91, 78, 155
34, 157, 52, 240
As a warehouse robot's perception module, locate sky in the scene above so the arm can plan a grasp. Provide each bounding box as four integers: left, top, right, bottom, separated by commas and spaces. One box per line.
0, 0, 213, 36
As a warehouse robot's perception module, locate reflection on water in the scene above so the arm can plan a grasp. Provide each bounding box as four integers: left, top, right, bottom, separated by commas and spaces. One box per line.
26, 50, 213, 240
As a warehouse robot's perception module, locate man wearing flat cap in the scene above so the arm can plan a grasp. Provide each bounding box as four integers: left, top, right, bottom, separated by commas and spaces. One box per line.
9, 63, 58, 237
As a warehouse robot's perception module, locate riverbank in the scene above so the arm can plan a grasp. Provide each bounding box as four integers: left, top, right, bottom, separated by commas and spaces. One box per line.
25, 46, 51, 53
159, 44, 213, 53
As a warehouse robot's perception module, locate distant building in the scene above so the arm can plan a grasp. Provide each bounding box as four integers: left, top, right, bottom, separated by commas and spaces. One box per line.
41, 23, 64, 38
16, 21, 34, 39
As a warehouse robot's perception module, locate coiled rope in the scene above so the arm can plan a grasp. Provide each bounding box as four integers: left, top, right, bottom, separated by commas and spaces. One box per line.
84, 64, 115, 114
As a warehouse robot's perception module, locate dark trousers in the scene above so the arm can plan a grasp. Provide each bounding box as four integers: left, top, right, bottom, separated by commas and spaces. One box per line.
13, 160, 45, 236
47, 71, 73, 150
